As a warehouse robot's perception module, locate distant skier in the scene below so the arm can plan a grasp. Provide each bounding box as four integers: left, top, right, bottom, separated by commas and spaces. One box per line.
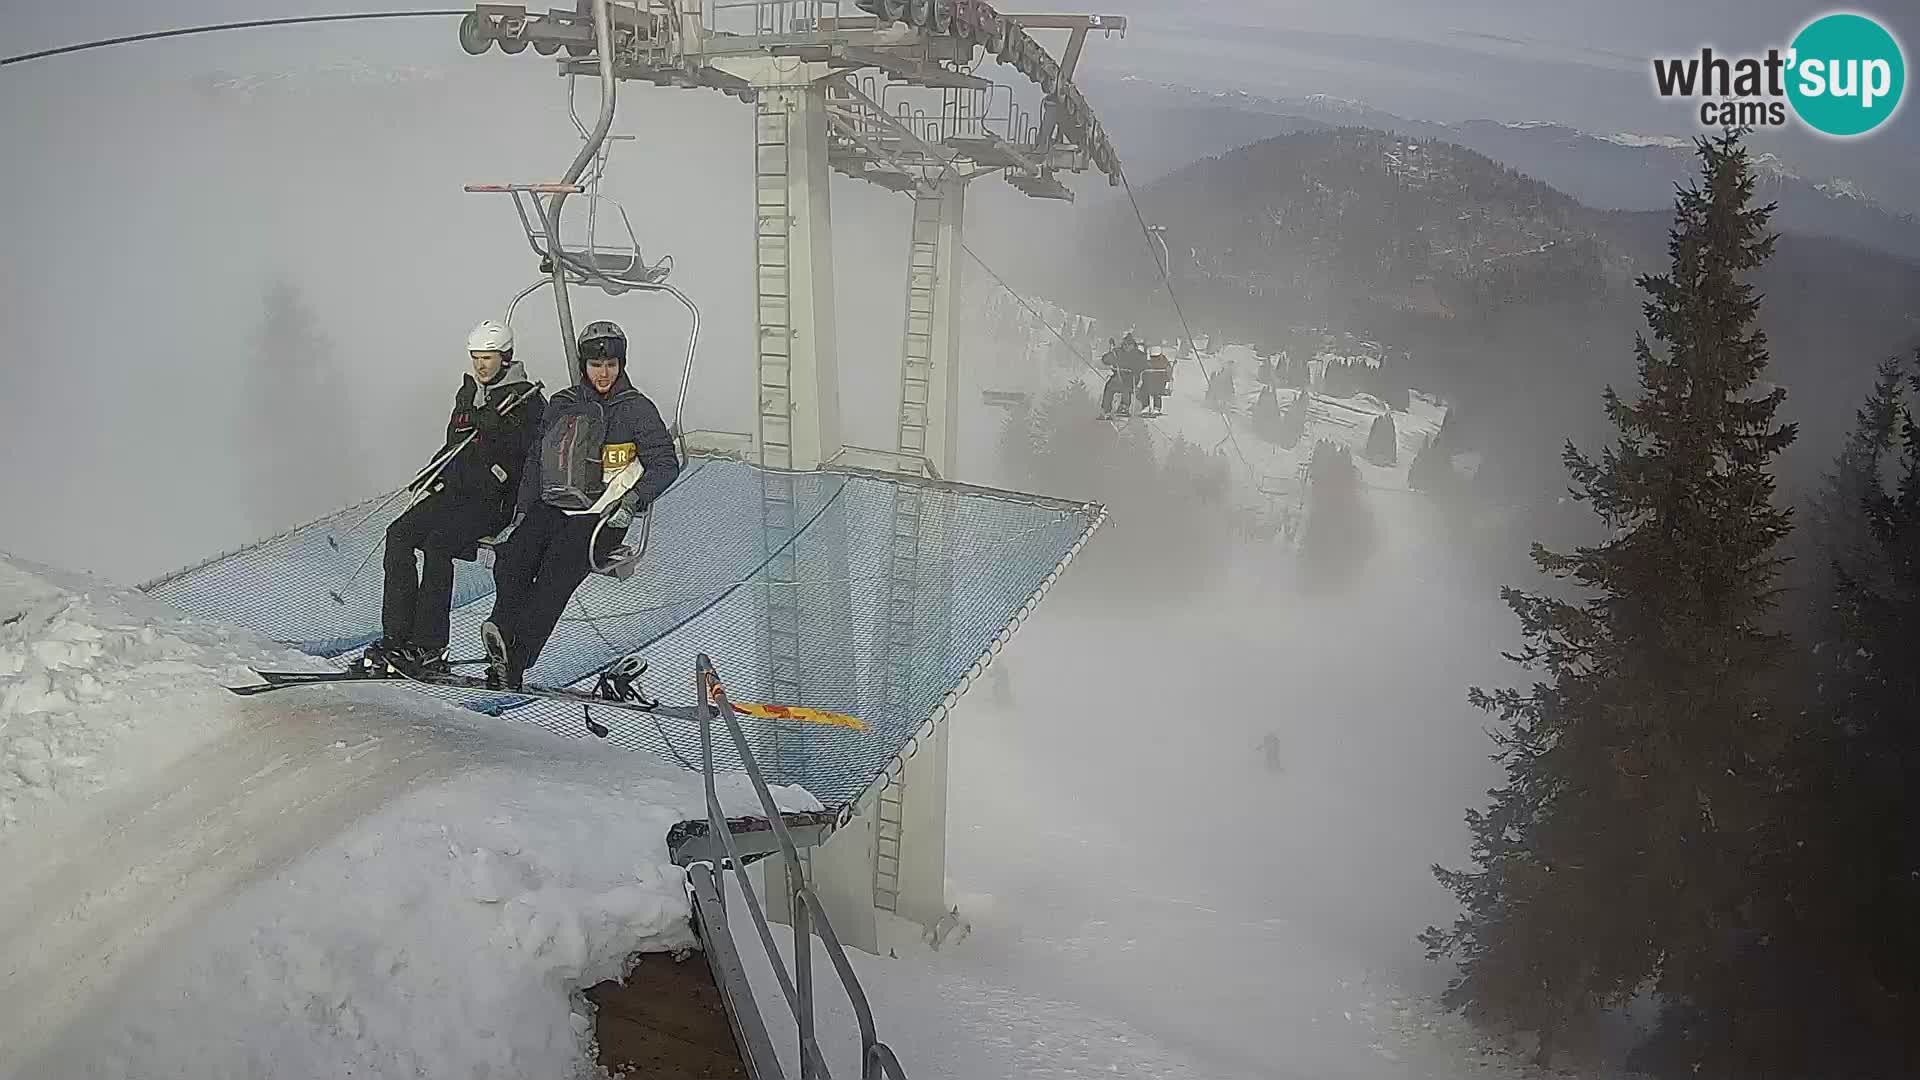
1138, 350, 1173, 416
363, 321, 545, 676
482, 320, 681, 690
1260, 732, 1283, 774
1100, 331, 1149, 419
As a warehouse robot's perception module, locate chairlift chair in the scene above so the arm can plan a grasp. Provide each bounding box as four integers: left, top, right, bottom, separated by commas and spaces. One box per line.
467, 53, 699, 580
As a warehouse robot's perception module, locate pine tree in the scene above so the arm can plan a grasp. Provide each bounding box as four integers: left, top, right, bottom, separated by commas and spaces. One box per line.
1251, 385, 1287, 442
1205, 365, 1237, 412
243, 278, 364, 532
1299, 439, 1373, 585
1408, 435, 1454, 493
1277, 389, 1310, 449
1422, 132, 1798, 1071
1803, 357, 1906, 635
1279, 352, 1307, 390
1364, 412, 1398, 465
1755, 352, 1920, 1076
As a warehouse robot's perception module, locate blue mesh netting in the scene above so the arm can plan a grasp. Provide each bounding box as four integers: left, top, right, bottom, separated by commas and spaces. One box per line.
144, 456, 1102, 809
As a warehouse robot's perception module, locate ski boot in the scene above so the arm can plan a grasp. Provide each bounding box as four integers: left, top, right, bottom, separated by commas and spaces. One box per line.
594, 652, 659, 709
391, 645, 451, 679
358, 637, 408, 677
481, 621, 521, 691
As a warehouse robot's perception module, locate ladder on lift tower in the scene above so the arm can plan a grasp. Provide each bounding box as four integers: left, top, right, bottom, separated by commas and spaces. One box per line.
754, 95, 808, 857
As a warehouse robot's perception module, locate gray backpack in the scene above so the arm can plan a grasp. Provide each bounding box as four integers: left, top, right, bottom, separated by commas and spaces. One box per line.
536, 402, 607, 510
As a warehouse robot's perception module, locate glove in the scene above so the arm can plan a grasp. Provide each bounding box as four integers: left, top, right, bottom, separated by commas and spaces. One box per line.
606, 506, 634, 530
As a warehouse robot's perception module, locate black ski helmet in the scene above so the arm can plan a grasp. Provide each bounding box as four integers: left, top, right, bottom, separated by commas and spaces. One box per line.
577, 320, 627, 372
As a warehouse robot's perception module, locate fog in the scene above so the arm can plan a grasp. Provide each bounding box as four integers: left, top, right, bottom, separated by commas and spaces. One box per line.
938, 533, 1528, 1075
1, 12, 1689, 1077
3, 32, 942, 582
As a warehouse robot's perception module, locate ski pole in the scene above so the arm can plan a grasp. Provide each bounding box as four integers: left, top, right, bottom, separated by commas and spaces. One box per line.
328, 382, 543, 604
397, 381, 545, 520
326, 436, 473, 551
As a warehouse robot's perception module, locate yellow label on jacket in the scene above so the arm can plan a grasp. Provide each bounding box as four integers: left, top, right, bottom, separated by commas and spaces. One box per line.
602, 442, 637, 482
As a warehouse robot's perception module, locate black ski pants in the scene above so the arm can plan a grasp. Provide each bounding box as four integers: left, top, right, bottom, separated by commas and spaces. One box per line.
382, 493, 499, 652
486, 502, 626, 676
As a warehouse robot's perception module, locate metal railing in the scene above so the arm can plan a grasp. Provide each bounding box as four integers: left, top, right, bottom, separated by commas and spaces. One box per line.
707, 0, 843, 38
694, 654, 910, 1080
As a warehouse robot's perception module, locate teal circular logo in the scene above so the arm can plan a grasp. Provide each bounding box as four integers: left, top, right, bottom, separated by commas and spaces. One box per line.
1787, 13, 1905, 137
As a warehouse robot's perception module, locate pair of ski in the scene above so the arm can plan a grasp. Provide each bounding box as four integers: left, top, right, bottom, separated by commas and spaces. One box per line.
230, 658, 869, 737
230, 658, 694, 739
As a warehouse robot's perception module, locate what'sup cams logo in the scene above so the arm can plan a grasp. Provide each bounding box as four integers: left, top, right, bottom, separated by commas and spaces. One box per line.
1652, 11, 1906, 137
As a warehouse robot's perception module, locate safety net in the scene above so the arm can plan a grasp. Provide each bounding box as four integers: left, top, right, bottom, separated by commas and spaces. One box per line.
144, 455, 1103, 810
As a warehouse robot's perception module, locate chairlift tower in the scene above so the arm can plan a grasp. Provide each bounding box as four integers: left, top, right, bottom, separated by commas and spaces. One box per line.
459, 0, 1126, 952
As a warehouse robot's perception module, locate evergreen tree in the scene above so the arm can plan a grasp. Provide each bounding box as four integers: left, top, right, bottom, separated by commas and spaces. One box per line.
1251, 385, 1287, 443
1803, 356, 1906, 633
1299, 439, 1374, 585
243, 278, 364, 532
1205, 365, 1237, 412
1736, 351, 1920, 1078
1422, 132, 1798, 1071
1323, 358, 1361, 398
1364, 412, 1398, 466
1408, 435, 1454, 493
1279, 351, 1308, 390
1277, 389, 1310, 449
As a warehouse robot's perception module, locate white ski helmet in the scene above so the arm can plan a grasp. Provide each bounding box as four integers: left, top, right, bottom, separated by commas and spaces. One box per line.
466, 320, 514, 355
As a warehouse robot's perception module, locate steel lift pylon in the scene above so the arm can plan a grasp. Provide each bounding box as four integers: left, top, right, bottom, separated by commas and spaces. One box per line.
458, 0, 1126, 954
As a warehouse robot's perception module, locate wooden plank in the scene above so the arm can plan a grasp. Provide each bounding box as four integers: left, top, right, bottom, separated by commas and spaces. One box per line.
588, 951, 751, 1079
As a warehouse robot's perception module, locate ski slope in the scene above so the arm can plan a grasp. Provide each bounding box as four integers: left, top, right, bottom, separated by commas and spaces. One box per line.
1137, 342, 1451, 510
0, 554, 818, 1079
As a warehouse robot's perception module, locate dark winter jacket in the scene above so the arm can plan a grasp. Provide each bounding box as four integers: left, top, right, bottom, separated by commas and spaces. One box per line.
439, 361, 546, 524
1143, 355, 1173, 394
517, 370, 680, 517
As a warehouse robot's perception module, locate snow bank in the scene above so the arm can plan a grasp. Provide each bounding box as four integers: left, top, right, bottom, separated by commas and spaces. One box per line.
0, 554, 316, 834
25, 769, 700, 1080
0, 553, 828, 1080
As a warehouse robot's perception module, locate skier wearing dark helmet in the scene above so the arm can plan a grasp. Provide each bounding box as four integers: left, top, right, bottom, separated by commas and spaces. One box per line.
481, 320, 680, 690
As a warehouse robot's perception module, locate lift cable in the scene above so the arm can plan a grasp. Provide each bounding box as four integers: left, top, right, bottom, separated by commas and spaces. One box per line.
961, 242, 1106, 379
1115, 163, 1261, 479
1, 10, 466, 67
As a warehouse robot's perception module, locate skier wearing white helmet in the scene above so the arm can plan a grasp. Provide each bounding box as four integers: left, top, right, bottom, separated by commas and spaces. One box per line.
363, 320, 547, 675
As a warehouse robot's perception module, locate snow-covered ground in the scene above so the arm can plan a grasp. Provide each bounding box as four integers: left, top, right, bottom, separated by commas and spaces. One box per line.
0, 555, 817, 1080
1135, 342, 1449, 507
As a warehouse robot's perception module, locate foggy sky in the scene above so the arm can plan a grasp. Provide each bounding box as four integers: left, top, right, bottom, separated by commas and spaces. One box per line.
16, 2, 1914, 166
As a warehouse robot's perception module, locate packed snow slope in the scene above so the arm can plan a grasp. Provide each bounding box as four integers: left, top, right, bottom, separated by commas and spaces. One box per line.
0, 554, 818, 1080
